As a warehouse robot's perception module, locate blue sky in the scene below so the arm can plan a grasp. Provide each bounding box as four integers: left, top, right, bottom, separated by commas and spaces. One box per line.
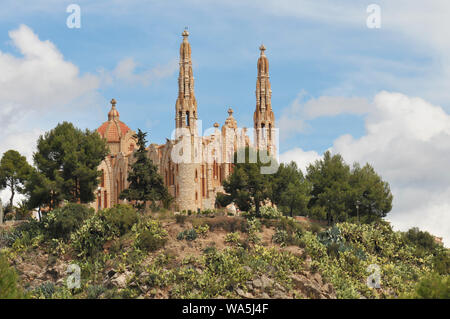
0, 0, 449, 245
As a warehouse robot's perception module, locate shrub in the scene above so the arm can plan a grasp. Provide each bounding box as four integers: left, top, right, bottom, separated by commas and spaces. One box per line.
0, 253, 24, 298
1, 219, 43, 247
195, 224, 210, 238
409, 273, 450, 299
71, 214, 113, 258
432, 250, 450, 275
43, 203, 94, 241
309, 222, 322, 234
202, 216, 248, 233
33, 282, 55, 299
403, 227, 439, 257
136, 220, 168, 251
215, 192, 232, 208
225, 232, 241, 245
272, 229, 289, 246
247, 219, 261, 245
177, 228, 198, 241
100, 204, 138, 235
86, 285, 106, 299
259, 206, 282, 219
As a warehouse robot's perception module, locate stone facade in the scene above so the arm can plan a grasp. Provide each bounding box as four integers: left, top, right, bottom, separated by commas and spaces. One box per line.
92, 30, 276, 212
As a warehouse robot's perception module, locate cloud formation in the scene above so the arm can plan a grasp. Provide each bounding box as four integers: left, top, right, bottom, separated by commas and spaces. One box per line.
0, 24, 101, 204
281, 91, 450, 246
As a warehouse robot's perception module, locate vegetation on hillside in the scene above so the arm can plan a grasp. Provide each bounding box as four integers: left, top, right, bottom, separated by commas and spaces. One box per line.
0, 203, 447, 299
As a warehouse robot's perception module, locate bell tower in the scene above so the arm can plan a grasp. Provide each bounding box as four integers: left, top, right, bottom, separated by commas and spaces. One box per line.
175, 29, 198, 136
253, 44, 276, 154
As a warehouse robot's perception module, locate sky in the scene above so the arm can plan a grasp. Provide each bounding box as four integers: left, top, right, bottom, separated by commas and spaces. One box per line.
0, 0, 449, 245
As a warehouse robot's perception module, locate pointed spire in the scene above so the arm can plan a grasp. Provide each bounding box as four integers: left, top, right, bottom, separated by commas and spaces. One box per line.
254, 45, 275, 152
108, 98, 120, 121
259, 44, 266, 55
175, 28, 198, 132
255, 45, 271, 113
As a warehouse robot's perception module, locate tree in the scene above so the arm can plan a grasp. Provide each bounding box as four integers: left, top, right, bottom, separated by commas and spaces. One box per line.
349, 163, 393, 223
0, 150, 33, 208
222, 147, 274, 215
306, 151, 393, 225
271, 161, 311, 217
25, 169, 61, 213
306, 151, 351, 225
30, 122, 108, 208
120, 129, 171, 209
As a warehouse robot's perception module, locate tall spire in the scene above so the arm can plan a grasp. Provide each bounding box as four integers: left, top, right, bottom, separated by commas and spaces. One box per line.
175, 28, 198, 133
254, 44, 276, 152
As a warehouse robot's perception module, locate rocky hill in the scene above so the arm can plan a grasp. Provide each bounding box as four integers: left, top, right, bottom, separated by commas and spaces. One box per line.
0, 204, 448, 299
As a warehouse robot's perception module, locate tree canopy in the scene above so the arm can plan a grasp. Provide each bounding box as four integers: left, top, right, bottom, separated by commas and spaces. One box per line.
120, 129, 172, 209
28, 122, 108, 209
220, 149, 392, 225
222, 147, 275, 215
306, 151, 393, 224
271, 161, 311, 217
0, 150, 33, 208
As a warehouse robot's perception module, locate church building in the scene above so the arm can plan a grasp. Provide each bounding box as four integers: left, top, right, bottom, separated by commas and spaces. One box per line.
91, 30, 276, 212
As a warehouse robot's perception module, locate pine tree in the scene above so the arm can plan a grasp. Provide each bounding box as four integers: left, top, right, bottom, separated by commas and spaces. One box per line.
0, 150, 33, 208
120, 129, 172, 210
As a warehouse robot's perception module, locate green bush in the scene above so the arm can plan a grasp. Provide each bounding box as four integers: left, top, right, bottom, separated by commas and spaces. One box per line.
432, 250, 450, 275
309, 222, 322, 234
136, 220, 168, 251
177, 228, 198, 241
43, 203, 94, 241
0, 253, 24, 298
225, 232, 241, 245
100, 204, 138, 235
215, 192, 232, 208
259, 206, 282, 219
33, 282, 55, 299
86, 284, 106, 299
403, 227, 439, 257
201, 216, 248, 233
195, 224, 210, 238
272, 229, 289, 246
409, 273, 450, 299
70, 214, 113, 258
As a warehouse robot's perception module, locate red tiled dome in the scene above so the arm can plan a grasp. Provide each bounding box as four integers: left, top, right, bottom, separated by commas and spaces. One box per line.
97, 99, 131, 143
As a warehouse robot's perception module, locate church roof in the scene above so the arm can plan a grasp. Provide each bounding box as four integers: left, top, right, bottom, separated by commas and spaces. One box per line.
97, 99, 131, 142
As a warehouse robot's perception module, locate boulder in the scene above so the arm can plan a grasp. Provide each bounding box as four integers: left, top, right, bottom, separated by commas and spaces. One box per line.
226, 203, 237, 216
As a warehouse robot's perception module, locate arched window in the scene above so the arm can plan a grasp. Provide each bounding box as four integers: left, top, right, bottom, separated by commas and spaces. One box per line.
104, 191, 108, 209
100, 169, 105, 187
186, 111, 190, 126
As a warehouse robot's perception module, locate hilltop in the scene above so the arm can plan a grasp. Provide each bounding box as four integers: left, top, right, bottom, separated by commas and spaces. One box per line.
0, 204, 448, 299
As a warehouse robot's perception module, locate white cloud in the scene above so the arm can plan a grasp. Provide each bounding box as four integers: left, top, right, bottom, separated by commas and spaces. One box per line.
0, 24, 101, 204
281, 91, 450, 246
0, 24, 99, 127
279, 147, 320, 173
278, 92, 371, 139
99, 57, 177, 87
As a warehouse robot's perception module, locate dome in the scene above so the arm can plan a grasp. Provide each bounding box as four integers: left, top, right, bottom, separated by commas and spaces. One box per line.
97, 99, 131, 143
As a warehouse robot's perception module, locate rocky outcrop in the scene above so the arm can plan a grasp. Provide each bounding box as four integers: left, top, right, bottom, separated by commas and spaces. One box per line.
234, 271, 336, 299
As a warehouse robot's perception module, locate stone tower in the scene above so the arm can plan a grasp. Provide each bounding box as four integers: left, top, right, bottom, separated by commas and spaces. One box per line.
175, 29, 198, 136
174, 29, 201, 212
253, 44, 276, 154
